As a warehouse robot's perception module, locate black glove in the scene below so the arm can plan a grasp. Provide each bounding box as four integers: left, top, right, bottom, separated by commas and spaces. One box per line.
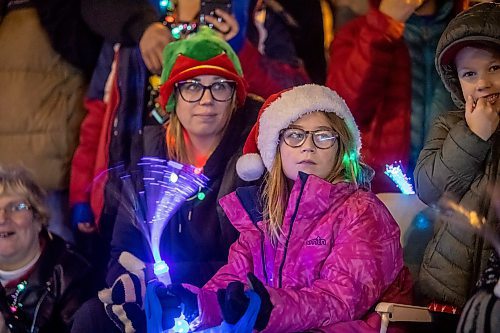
217, 273, 273, 331
155, 283, 199, 324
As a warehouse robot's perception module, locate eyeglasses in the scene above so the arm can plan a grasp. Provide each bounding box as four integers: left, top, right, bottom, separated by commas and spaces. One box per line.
280, 128, 339, 149
0, 202, 31, 219
175, 80, 236, 103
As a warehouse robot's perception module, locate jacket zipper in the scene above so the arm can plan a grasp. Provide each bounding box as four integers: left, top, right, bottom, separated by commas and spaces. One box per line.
254, 223, 269, 284
278, 180, 307, 288
30, 289, 49, 333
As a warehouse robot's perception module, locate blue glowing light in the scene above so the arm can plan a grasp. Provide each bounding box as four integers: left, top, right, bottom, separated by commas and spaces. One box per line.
153, 260, 169, 276
159, 0, 168, 8
173, 315, 190, 333
384, 162, 415, 195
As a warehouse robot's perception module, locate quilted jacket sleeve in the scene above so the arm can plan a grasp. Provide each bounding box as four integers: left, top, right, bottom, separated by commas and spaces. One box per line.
260, 199, 403, 332
326, 8, 404, 126
69, 98, 105, 207
414, 112, 492, 205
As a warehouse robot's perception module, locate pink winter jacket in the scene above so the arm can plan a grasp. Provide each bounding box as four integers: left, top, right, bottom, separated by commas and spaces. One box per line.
193, 174, 409, 332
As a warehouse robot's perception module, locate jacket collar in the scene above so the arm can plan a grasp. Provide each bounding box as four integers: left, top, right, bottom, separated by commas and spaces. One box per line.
220, 172, 358, 232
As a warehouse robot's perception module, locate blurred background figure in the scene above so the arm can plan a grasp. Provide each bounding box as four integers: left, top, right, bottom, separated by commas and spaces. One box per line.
0, 166, 93, 333
331, 0, 369, 31
327, 0, 468, 193
0, 0, 101, 242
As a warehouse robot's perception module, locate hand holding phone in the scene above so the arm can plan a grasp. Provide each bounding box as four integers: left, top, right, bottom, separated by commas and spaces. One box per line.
199, 0, 232, 26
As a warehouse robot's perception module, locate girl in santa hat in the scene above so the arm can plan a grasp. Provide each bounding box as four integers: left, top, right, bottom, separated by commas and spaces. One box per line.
157, 84, 413, 333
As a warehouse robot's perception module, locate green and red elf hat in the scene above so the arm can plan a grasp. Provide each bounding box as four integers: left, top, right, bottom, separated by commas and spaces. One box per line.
159, 26, 248, 113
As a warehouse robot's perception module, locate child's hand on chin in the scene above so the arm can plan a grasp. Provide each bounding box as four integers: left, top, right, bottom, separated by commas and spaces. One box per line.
465, 95, 500, 141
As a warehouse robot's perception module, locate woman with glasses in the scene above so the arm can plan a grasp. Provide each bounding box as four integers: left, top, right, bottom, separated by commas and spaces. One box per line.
69, 27, 263, 333
151, 85, 412, 332
0, 166, 92, 333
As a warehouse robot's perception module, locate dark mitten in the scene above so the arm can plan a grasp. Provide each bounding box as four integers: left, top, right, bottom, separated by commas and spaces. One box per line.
217, 280, 249, 324
247, 273, 273, 331
104, 302, 145, 333
156, 284, 199, 323
99, 252, 148, 333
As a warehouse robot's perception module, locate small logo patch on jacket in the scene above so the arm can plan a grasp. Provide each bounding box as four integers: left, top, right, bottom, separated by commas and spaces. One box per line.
306, 236, 327, 246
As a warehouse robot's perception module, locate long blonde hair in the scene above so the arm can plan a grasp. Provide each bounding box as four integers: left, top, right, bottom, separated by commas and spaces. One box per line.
262, 112, 366, 245
165, 93, 237, 165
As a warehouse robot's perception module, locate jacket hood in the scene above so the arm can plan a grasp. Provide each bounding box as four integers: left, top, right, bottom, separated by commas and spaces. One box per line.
435, 2, 500, 108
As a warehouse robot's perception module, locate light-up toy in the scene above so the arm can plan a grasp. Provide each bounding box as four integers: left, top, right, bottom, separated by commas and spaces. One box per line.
120, 157, 209, 332
384, 162, 415, 195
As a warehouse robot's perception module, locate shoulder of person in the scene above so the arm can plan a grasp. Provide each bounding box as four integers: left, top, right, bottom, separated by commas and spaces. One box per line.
42, 232, 92, 281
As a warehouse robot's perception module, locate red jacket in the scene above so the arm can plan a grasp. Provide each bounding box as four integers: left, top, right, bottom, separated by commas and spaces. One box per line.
326, 0, 468, 193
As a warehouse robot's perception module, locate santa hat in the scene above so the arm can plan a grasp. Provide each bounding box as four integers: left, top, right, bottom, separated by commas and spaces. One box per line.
236, 84, 361, 181
159, 26, 248, 112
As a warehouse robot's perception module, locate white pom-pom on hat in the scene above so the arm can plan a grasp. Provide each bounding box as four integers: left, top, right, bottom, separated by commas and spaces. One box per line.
236, 153, 265, 181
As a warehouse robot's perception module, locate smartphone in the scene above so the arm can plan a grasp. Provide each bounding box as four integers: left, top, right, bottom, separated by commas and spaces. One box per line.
199, 0, 232, 25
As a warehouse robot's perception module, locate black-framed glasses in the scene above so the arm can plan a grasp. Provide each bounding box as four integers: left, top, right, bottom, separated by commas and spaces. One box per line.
0, 202, 31, 219
280, 128, 339, 149
175, 80, 236, 103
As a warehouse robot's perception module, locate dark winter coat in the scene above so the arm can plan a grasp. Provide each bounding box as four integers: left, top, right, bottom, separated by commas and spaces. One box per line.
107, 96, 262, 288
415, 2, 500, 308
0, 230, 93, 333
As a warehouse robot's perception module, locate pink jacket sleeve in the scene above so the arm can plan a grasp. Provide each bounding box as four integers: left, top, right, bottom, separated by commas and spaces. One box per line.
326, 8, 405, 127
266, 201, 402, 332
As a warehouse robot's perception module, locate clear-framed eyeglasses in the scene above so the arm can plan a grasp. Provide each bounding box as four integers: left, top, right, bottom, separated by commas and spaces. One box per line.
280, 128, 339, 149
175, 79, 236, 103
0, 202, 31, 219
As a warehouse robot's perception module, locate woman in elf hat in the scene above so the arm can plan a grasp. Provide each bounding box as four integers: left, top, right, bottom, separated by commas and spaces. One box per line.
152, 84, 413, 332
70, 27, 263, 333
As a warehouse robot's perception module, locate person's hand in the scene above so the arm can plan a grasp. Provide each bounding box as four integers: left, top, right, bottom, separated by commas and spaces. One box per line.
465, 95, 500, 141
99, 252, 150, 333
140, 23, 173, 74
379, 0, 426, 22
204, 9, 240, 41
217, 273, 273, 331
155, 284, 199, 324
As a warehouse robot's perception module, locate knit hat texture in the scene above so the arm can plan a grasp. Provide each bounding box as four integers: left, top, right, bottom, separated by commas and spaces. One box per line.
159, 26, 248, 112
